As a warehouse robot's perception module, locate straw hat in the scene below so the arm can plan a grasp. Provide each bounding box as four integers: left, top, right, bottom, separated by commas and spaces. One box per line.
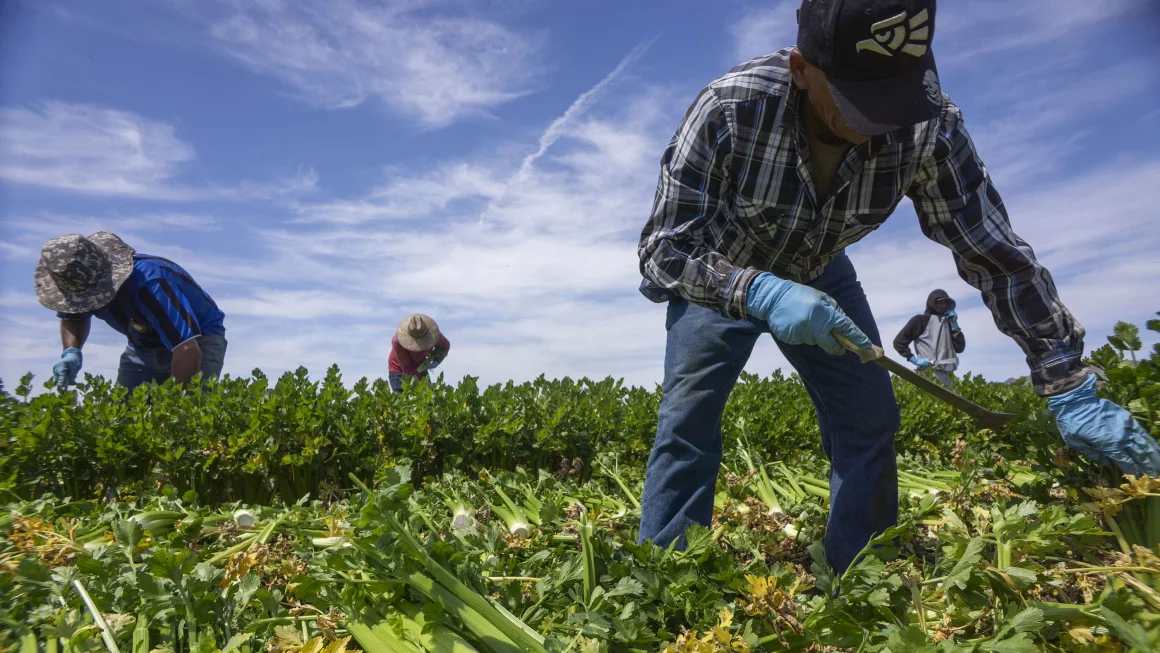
34, 232, 136, 313
397, 314, 440, 351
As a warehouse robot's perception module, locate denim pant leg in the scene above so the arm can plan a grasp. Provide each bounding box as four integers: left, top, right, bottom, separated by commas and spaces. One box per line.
388, 373, 404, 393
638, 299, 764, 548
115, 345, 169, 391
771, 254, 901, 573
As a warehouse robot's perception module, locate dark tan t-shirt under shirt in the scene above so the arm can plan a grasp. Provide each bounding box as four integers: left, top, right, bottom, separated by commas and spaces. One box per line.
804, 127, 851, 202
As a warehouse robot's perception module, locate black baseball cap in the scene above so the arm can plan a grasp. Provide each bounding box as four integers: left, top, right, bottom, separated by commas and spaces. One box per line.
797, 0, 942, 135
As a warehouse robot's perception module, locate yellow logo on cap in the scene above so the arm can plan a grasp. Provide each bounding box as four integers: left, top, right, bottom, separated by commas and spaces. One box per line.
856, 9, 929, 57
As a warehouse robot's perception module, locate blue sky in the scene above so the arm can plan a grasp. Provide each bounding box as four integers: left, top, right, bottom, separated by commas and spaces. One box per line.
1, 0, 1158, 391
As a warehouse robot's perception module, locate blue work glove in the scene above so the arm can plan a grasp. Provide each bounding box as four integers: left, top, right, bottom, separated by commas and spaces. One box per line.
427, 359, 441, 370
945, 309, 959, 331
909, 355, 933, 370
745, 272, 872, 356
1048, 374, 1160, 478
53, 347, 83, 390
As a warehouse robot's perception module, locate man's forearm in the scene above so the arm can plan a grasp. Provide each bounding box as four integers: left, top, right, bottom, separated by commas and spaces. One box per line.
170, 339, 203, 385
61, 318, 91, 350
893, 332, 917, 359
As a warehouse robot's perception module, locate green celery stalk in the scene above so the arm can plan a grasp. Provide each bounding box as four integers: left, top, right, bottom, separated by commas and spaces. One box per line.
206, 533, 259, 565
398, 600, 481, 652
775, 462, 809, 501
799, 484, 830, 500
898, 470, 951, 492
738, 447, 784, 513
519, 486, 546, 526
346, 611, 423, 653
489, 503, 531, 538
132, 613, 149, 653
767, 478, 796, 503
350, 473, 547, 653
579, 509, 597, 606
1027, 601, 1103, 625
129, 511, 187, 535
483, 598, 546, 648
440, 490, 476, 531
491, 484, 531, 536
255, 510, 287, 545
794, 473, 830, 490
73, 580, 122, 653
594, 459, 641, 510
399, 569, 526, 653
207, 510, 287, 566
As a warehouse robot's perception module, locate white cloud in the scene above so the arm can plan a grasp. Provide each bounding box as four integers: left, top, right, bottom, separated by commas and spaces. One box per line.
291, 164, 504, 225
937, 0, 1153, 63
0, 212, 229, 266
0, 102, 195, 199
217, 290, 378, 320
0, 291, 38, 309
0, 101, 317, 200
182, 0, 544, 128
1002, 160, 1160, 264
729, 1, 798, 63
961, 59, 1153, 188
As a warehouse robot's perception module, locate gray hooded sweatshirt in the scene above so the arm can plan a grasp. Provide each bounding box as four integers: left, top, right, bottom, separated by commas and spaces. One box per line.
893, 289, 966, 372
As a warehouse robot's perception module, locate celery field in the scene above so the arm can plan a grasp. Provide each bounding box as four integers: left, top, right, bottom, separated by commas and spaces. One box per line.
2, 318, 1159, 652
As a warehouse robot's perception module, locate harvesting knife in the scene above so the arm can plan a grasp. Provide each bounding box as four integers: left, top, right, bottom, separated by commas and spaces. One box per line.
833, 333, 1019, 430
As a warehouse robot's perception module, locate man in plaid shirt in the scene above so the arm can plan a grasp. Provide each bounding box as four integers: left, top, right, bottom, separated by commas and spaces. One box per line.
636, 0, 1160, 574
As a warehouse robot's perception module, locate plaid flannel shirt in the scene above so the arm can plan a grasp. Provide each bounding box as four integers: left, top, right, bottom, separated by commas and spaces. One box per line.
637, 49, 1087, 396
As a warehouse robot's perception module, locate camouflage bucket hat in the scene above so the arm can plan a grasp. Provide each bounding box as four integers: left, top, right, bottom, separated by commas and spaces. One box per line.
34, 232, 135, 313
397, 314, 440, 352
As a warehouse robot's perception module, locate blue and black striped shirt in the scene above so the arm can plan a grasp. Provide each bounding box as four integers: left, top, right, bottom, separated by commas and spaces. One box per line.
59, 255, 225, 351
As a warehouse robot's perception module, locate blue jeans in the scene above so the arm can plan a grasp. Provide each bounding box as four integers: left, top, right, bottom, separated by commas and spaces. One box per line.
116, 334, 228, 391
638, 255, 900, 573
388, 371, 428, 393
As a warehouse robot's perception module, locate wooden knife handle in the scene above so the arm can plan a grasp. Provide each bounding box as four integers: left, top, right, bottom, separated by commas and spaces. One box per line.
833, 332, 884, 364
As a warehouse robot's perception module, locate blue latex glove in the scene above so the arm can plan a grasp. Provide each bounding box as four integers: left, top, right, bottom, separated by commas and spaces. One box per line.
909, 355, 933, 370
1048, 375, 1160, 478
745, 272, 872, 355
427, 358, 441, 370
945, 309, 959, 331
941, 310, 960, 331
53, 348, 83, 390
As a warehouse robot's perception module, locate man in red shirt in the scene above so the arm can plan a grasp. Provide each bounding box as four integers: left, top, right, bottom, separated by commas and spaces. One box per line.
388, 314, 450, 392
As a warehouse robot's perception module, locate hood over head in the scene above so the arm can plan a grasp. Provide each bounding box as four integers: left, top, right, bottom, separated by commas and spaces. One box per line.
925, 289, 955, 315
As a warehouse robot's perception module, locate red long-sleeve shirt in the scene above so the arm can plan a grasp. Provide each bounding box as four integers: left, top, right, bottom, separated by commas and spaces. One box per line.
387, 333, 450, 377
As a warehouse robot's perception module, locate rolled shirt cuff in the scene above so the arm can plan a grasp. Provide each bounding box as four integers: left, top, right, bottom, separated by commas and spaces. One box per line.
1035, 364, 1092, 397
722, 267, 761, 320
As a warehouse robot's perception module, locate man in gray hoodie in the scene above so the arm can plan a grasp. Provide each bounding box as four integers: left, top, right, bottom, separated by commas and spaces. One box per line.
894, 289, 964, 387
